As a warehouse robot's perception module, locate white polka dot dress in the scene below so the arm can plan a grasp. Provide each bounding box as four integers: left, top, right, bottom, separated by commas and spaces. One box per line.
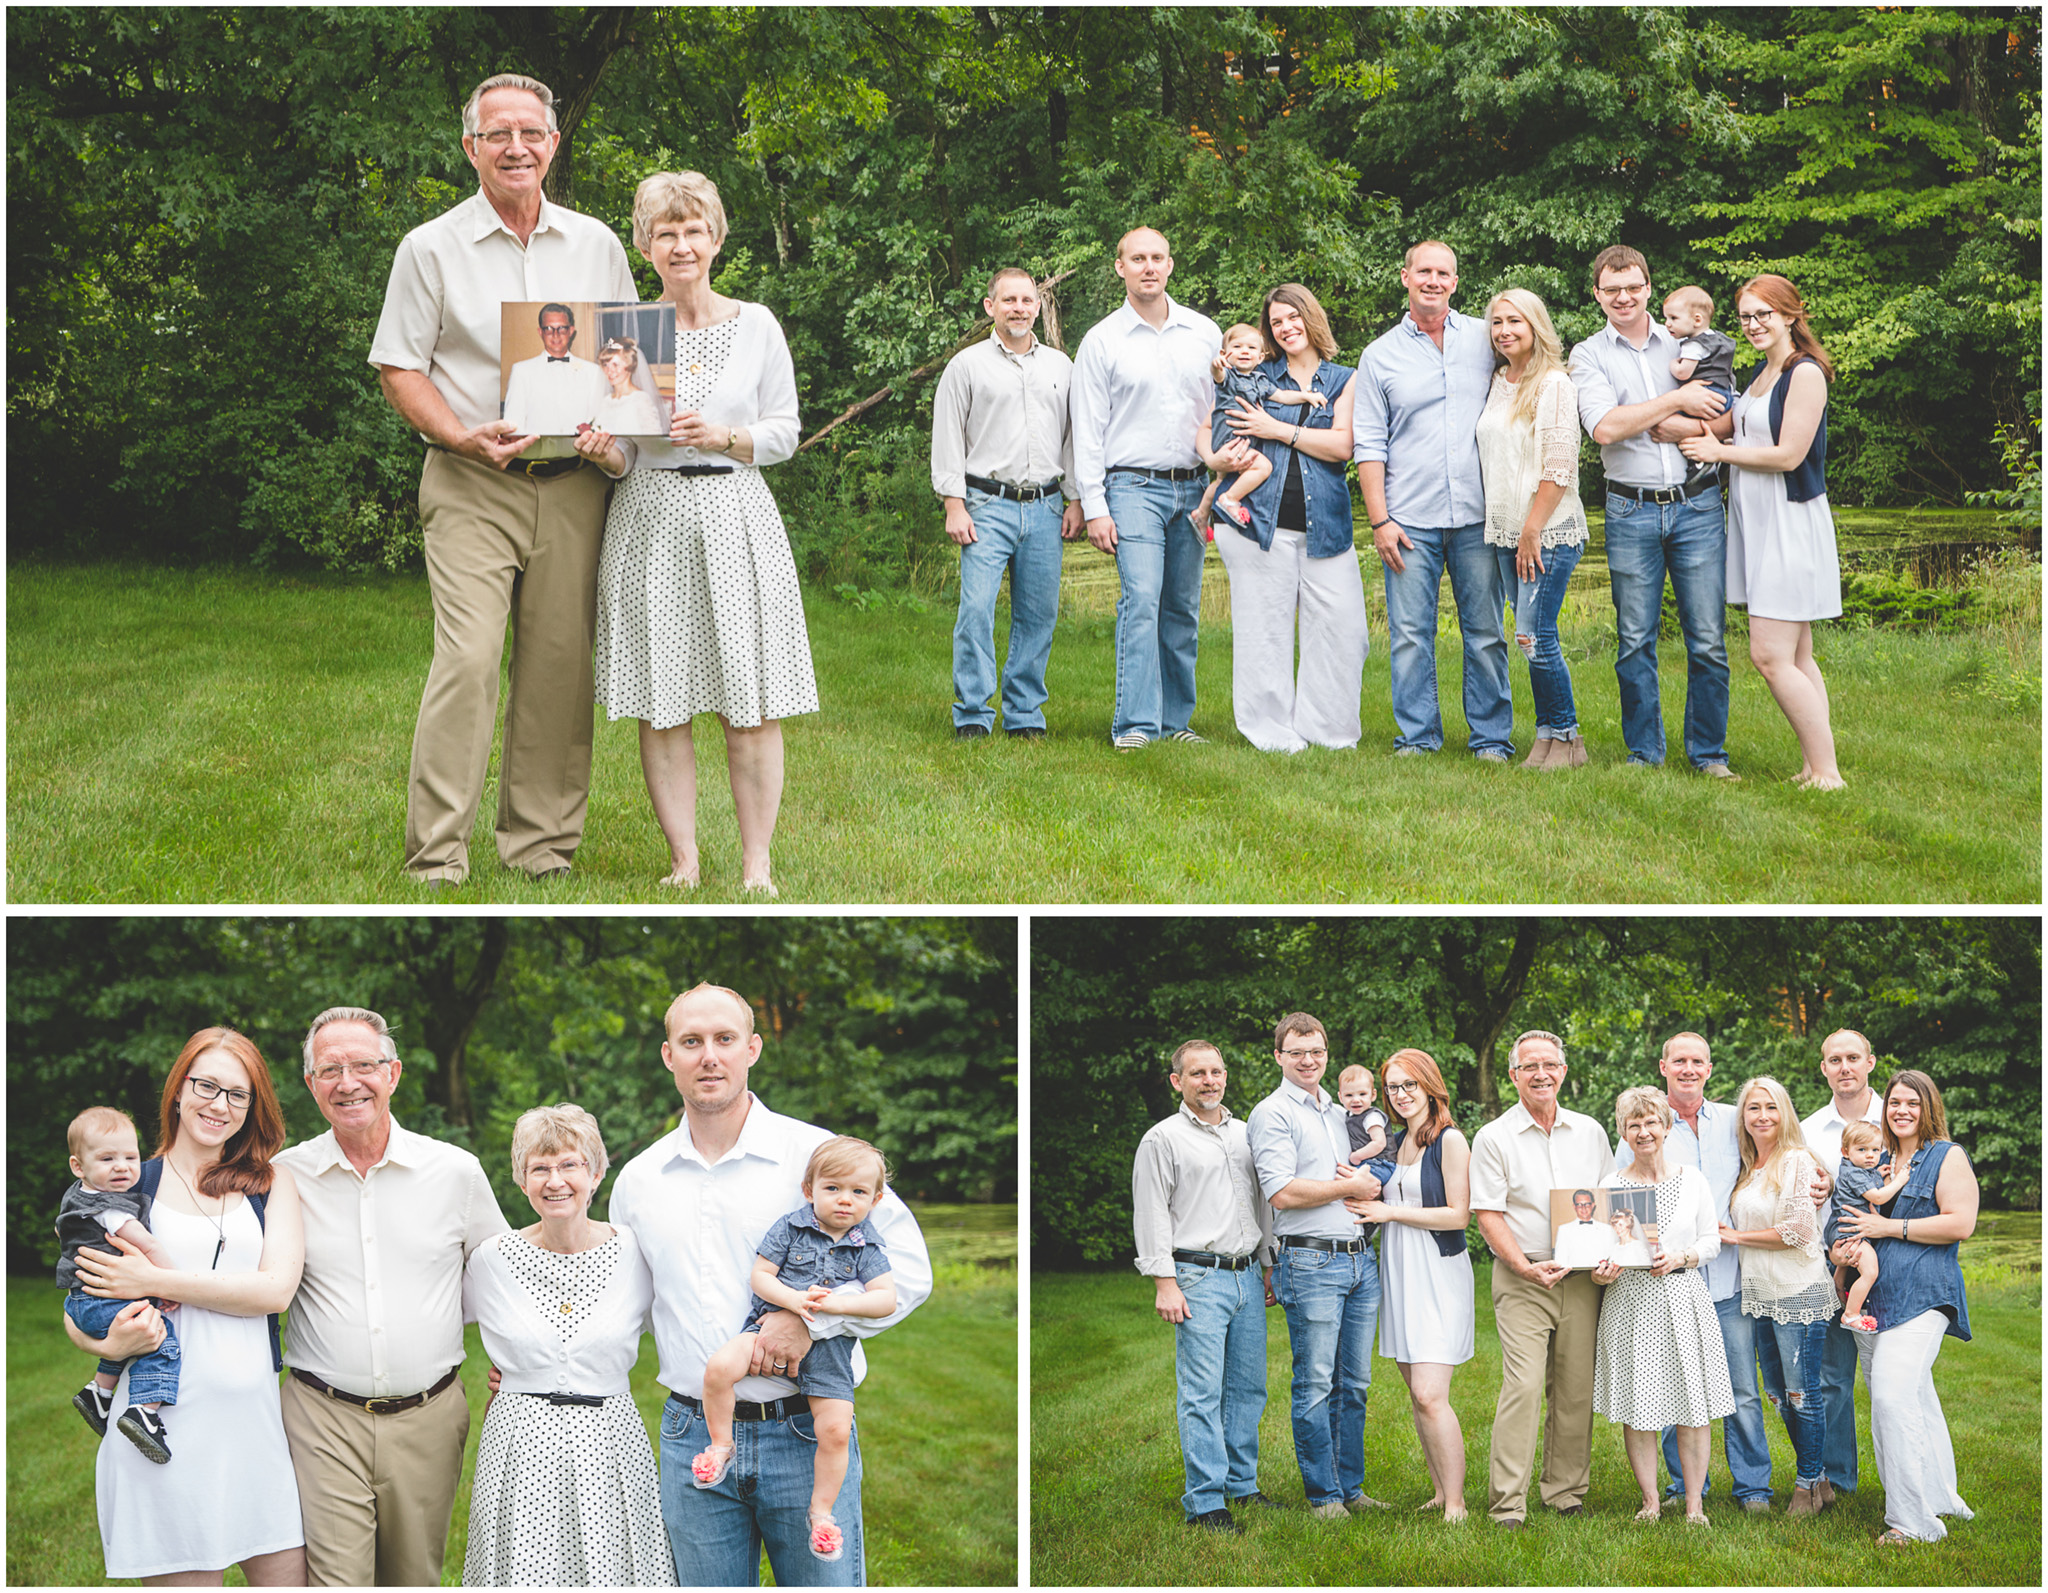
461, 1233, 676, 1587
595, 316, 820, 729
1591, 1175, 1737, 1430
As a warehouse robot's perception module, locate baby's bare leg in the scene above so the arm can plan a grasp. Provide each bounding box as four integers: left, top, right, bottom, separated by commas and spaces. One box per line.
1842, 1243, 1879, 1319
700, 1334, 755, 1451
808, 1396, 856, 1517
1218, 453, 1271, 506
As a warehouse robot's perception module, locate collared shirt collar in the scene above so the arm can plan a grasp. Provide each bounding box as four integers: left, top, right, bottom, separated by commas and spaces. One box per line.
1599, 317, 1675, 354
467, 187, 558, 245
291, 1115, 423, 1177
1498, 1098, 1575, 1135
658, 1092, 785, 1172
783, 1205, 885, 1248
1401, 307, 1470, 339
989, 327, 1040, 360
1280, 1075, 1334, 1111
1177, 1100, 1236, 1131
1112, 293, 1201, 336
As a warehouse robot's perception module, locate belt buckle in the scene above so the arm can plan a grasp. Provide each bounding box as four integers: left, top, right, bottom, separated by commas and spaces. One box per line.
362, 1394, 406, 1415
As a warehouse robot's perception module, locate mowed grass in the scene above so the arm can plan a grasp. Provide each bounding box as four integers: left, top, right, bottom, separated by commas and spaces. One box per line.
7, 559, 2038, 903
1031, 1264, 2040, 1587
7, 1225, 1015, 1585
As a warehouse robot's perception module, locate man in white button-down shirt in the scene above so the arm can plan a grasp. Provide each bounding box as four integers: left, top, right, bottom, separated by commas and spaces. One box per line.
1246, 1012, 1388, 1519
1070, 228, 1225, 748
1131, 1039, 1278, 1534
368, 73, 637, 887
1470, 1029, 1614, 1528
609, 983, 933, 1587
273, 1005, 511, 1588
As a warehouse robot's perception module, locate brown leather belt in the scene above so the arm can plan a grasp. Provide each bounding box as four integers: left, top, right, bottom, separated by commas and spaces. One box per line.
290, 1365, 460, 1415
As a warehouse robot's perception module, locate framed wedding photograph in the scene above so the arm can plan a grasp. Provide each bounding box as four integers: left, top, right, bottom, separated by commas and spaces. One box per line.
1550, 1185, 1660, 1268
500, 300, 676, 453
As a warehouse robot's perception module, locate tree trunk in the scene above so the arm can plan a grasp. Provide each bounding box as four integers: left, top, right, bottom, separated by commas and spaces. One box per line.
484, 7, 637, 211
1441, 920, 1546, 1111
411, 920, 511, 1128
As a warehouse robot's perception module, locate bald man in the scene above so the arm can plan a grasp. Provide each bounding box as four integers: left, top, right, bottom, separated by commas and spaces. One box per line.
1070, 227, 1225, 749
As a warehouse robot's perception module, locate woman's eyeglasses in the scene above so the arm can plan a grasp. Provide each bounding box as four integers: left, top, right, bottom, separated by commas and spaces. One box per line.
186, 1076, 252, 1111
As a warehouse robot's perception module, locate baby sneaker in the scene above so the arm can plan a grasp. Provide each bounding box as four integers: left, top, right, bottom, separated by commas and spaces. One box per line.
73, 1382, 113, 1438
117, 1406, 171, 1464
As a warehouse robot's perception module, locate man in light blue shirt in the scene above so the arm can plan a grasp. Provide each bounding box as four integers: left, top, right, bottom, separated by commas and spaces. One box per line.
1245, 1012, 1387, 1519
1566, 244, 1735, 776
1352, 240, 1510, 758
1615, 1032, 1771, 1511
1071, 228, 1226, 749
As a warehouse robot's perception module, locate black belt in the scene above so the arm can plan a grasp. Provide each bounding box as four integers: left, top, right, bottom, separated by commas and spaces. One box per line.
965, 472, 1063, 502
290, 1365, 460, 1415
1280, 1234, 1371, 1254
671, 464, 735, 477
669, 1390, 812, 1422
520, 1390, 605, 1406
1607, 478, 1716, 505
1110, 464, 1205, 481
507, 455, 587, 479
1173, 1249, 1254, 1271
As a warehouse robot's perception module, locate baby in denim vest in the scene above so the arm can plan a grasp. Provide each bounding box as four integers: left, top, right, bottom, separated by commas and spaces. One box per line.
1663, 286, 1739, 496
693, 1136, 898, 1562
56, 1106, 182, 1462
1192, 324, 1325, 536
1829, 1121, 1913, 1332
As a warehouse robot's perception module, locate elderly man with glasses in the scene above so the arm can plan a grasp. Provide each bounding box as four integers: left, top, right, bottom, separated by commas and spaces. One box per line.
1567, 244, 1737, 778
1470, 1029, 1615, 1528
1246, 1011, 1388, 1520
273, 1005, 511, 1586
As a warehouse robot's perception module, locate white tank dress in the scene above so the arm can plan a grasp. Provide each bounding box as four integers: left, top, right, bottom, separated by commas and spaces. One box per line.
95, 1199, 304, 1578
1376, 1157, 1475, 1365
1725, 387, 1843, 622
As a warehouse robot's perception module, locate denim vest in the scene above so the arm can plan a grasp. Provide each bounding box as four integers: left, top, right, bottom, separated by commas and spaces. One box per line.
1238, 358, 1357, 558
1866, 1140, 1970, 1342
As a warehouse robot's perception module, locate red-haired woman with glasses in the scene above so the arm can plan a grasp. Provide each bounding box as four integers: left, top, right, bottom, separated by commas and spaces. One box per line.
1679, 275, 1845, 788
1346, 1048, 1474, 1520
65, 1028, 308, 1584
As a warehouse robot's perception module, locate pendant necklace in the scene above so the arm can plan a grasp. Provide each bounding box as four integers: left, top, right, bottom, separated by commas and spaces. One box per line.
168, 1156, 228, 1270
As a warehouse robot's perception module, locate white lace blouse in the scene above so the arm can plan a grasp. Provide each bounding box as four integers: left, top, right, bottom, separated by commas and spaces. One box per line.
1477, 367, 1587, 549
1730, 1150, 1839, 1325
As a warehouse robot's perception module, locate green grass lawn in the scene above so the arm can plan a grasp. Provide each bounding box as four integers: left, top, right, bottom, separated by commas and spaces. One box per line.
7, 1225, 1015, 1585
8, 559, 2039, 902
1031, 1262, 2039, 1587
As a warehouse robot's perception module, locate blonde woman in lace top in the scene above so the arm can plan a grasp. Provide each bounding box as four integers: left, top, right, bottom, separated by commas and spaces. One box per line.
1723, 1075, 1835, 1517
1476, 290, 1589, 769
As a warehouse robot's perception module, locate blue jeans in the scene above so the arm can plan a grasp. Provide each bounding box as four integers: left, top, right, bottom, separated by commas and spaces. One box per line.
1105, 471, 1209, 740
1754, 1315, 1829, 1489
66, 1289, 181, 1405
1496, 541, 1584, 736
1272, 1244, 1378, 1506
952, 489, 1063, 731
1604, 487, 1730, 766
1172, 1260, 1268, 1517
1383, 523, 1511, 754
1818, 1320, 1862, 1491
659, 1394, 863, 1586
1661, 1291, 1771, 1501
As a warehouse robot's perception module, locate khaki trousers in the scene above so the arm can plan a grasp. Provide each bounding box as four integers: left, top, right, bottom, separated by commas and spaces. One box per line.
279, 1371, 471, 1588
1488, 1264, 1600, 1521
405, 450, 611, 881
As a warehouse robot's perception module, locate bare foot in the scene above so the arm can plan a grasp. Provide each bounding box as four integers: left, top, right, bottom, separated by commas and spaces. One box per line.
1805, 772, 1846, 791
1414, 1496, 1445, 1512
1443, 1505, 1468, 1523
660, 852, 700, 888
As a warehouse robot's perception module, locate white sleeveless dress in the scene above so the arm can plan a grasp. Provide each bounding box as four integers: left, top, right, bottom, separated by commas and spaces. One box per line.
95, 1199, 304, 1578
1376, 1158, 1475, 1365
1726, 387, 1843, 622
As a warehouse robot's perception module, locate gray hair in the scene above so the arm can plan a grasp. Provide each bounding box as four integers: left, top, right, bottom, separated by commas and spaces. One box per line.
302, 1007, 398, 1076
632, 171, 729, 252
462, 73, 559, 138
1615, 1085, 1673, 1136
510, 1103, 609, 1186
1509, 1029, 1566, 1071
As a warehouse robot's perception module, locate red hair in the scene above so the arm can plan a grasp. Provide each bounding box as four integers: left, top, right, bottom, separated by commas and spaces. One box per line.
155, 1028, 284, 1197
1381, 1048, 1455, 1148
1739, 274, 1835, 382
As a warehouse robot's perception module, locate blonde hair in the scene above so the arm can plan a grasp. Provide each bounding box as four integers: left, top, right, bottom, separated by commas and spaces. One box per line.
1665, 285, 1715, 320
1840, 1120, 1885, 1154
1223, 322, 1264, 347
664, 983, 755, 1039
1614, 1085, 1673, 1137
1732, 1076, 1813, 1199
1486, 288, 1570, 428
510, 1102, 609, 1186
803, 1135, 889, 1190
632, 171, 729, 251
598, 337, 640, 375
68, 1105, 136, 1161
1336, 1064, 1374, 1091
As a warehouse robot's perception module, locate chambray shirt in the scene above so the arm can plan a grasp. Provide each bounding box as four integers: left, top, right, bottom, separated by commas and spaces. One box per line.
1567, 320, 1688, 490
1351, 309, 1495, 530
1247, 1078, 1368, 1242
1071, 295, 1224, 520
1616, 1099, 1741, 1302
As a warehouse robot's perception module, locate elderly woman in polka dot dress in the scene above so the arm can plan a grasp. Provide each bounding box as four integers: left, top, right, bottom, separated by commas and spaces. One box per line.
461, 1105, 672, 1586
574, 171, 816, 896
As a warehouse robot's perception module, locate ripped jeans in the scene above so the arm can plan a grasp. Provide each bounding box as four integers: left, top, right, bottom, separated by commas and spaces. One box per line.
1755, 1314, 1829, 1488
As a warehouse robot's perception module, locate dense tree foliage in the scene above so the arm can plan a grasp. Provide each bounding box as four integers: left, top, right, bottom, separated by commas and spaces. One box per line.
1031, 916, 2040, 1268
7, 915, 1016, 1273
8, 6, 2038, 577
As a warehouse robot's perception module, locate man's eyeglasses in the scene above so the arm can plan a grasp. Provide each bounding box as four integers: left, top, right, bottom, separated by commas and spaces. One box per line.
474, 127, 553, 148
1279, 1047, 1328, 1062
311, 1060, 391, 1086
1596, 280, 1648, 299
187, 1076, 253, 1110
1736, 309, 1777, 326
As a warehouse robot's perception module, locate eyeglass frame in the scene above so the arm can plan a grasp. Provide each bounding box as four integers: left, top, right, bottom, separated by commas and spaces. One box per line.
1277, 1046, 1328, 1062
470, 126, 555, 148
1384, 1077, 1424, 1096
1735, 308, 1778, 326
186, 1075, 253, 1111
524, 1156, 592, 1182
309, 1058, 393, 1087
